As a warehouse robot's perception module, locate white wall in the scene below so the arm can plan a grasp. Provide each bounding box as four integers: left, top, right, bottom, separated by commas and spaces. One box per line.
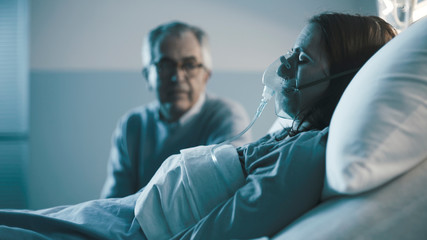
30, 0, 376, 72
27, 0, 377, 209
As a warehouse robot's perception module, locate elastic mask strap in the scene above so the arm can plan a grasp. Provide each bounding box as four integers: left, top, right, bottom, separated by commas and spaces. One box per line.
297, 68, 360, 90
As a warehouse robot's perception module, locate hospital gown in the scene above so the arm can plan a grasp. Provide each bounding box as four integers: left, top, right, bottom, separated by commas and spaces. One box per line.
0, 127, 327, 239
173, 127, 328, 239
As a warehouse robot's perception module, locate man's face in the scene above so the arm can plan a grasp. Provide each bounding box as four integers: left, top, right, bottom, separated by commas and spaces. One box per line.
145, 31, 210, 122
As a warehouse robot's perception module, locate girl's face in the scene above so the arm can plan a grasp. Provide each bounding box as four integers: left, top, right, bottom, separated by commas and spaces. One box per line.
275, 23, 330, 120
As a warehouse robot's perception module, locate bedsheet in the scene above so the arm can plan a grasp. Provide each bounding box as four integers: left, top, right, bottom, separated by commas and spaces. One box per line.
0, 193, 146, 240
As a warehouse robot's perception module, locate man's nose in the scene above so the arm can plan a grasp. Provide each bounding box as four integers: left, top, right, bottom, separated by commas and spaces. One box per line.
170, 67, 186, 83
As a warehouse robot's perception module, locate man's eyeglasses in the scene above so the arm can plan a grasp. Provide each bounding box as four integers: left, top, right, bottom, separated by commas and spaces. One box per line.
152, 59, 205, 77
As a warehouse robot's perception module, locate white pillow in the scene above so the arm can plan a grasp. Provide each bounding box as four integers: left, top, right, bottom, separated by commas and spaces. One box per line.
325, 17, 427, 194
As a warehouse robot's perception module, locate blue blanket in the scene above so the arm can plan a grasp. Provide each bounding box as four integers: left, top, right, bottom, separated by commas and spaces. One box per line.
0, 193, 146, 240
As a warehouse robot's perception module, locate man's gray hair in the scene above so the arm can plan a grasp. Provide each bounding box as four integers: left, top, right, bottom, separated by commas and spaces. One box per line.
142, 21, 212, 71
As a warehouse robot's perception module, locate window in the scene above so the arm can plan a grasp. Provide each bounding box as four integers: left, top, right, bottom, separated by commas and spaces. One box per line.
0, 0, 29, 208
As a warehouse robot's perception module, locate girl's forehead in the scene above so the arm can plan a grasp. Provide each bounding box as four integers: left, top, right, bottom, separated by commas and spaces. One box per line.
293, 24, 323, 55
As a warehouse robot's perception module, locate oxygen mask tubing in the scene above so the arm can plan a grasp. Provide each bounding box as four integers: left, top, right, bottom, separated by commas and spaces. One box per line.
209, 56, 288, 166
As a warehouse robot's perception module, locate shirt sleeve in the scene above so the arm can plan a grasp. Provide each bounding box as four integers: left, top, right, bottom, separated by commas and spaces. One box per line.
172, 129, 328, 239
101, 114, 140, 198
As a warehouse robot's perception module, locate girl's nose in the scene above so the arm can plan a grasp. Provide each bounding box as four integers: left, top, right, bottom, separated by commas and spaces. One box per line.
278, 55, 296, 80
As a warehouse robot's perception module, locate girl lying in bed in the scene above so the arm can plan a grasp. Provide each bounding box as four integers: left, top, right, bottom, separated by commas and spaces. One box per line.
0, 12, 396, 240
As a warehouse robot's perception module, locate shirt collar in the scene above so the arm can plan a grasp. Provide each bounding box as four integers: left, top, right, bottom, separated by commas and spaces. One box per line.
178, 92, 206, 125
157, 92, 206, 129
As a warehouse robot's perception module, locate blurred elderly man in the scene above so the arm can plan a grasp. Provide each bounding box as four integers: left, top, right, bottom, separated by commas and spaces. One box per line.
101, 21, 251, 198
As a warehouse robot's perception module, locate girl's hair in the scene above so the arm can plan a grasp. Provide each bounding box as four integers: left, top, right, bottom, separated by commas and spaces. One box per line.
294, 12, 397, 134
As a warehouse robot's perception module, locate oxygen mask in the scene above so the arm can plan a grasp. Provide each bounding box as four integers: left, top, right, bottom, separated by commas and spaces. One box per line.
209, 55, 290, 165
262, 51, 300, 119
210, 51, 322, 161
